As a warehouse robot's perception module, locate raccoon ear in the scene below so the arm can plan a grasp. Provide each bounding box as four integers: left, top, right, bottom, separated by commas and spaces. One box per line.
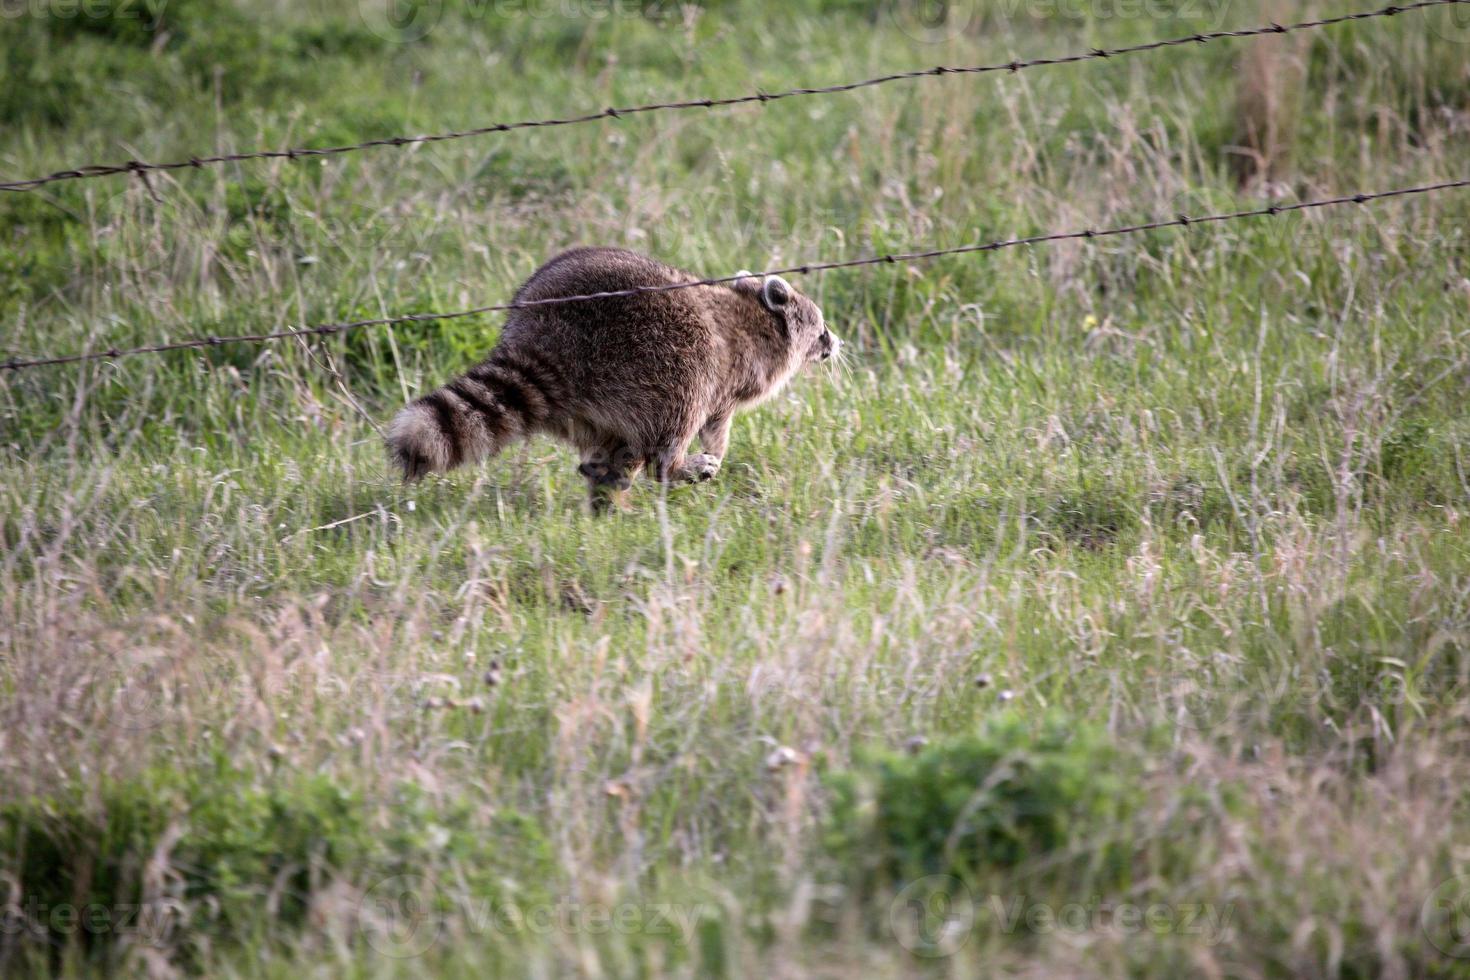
731, 270, 761, 297
760, 275, 791, 311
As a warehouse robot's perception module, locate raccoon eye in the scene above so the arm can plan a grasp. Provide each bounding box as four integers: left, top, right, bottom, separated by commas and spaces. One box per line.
761, 276, 791, 310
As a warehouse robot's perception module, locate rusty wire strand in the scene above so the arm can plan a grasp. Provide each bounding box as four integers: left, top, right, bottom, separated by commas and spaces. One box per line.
3, 176, 1465, 373
0, 0, 1462, 193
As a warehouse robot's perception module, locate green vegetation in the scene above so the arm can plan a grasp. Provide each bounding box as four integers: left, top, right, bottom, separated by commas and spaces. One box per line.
2, 0, 1469, 975
824, 715, 1145, 882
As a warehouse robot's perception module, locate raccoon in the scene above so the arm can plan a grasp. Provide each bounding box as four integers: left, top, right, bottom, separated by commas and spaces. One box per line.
385, 246, 838, 510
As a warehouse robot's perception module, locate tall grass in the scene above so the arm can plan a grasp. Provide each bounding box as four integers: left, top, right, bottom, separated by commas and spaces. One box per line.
2, 0, 1469, 975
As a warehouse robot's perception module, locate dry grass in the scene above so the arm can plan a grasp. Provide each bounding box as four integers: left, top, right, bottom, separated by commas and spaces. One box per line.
2, 1, 1470, 976
1231, 2, 1314, 189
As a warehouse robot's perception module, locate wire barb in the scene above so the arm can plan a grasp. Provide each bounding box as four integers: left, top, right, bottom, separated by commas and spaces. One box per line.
0, 0, 1462, 193
3, 176, 1464, 374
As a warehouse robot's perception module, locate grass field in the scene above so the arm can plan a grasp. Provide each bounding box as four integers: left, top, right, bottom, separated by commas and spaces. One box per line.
3, 0, 1470, 975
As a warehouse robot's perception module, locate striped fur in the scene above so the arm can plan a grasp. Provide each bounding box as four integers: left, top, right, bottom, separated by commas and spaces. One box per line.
386, 349, 562, 482
385, 247, 837, 507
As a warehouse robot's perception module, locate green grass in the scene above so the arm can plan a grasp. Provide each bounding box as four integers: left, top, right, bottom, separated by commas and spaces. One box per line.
3, 0, 1470, 975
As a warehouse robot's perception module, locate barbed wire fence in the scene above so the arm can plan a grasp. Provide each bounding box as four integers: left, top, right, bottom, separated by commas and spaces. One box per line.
1, 0, 1467, 373
5, 177, 1467, 373
1, 0, 1459, 194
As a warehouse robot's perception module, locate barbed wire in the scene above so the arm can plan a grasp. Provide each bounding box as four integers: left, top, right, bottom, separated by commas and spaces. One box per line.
3, 176, 1465, 373
1, 0, 1462, 194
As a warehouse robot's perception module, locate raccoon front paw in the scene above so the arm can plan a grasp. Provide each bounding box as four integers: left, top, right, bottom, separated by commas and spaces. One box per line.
681, 453, 721, 483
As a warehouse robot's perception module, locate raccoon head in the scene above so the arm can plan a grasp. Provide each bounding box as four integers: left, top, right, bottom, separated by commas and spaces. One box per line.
732, 271, 840, 365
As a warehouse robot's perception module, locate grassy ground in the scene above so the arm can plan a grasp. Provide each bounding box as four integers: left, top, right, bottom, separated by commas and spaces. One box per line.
2, 0, 1470, 975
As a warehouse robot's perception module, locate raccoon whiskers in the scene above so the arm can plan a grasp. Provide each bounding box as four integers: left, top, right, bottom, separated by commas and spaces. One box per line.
827, 340, 855, 386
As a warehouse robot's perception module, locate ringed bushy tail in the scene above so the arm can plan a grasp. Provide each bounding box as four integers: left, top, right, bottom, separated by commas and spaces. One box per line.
386, 348, 561, 481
